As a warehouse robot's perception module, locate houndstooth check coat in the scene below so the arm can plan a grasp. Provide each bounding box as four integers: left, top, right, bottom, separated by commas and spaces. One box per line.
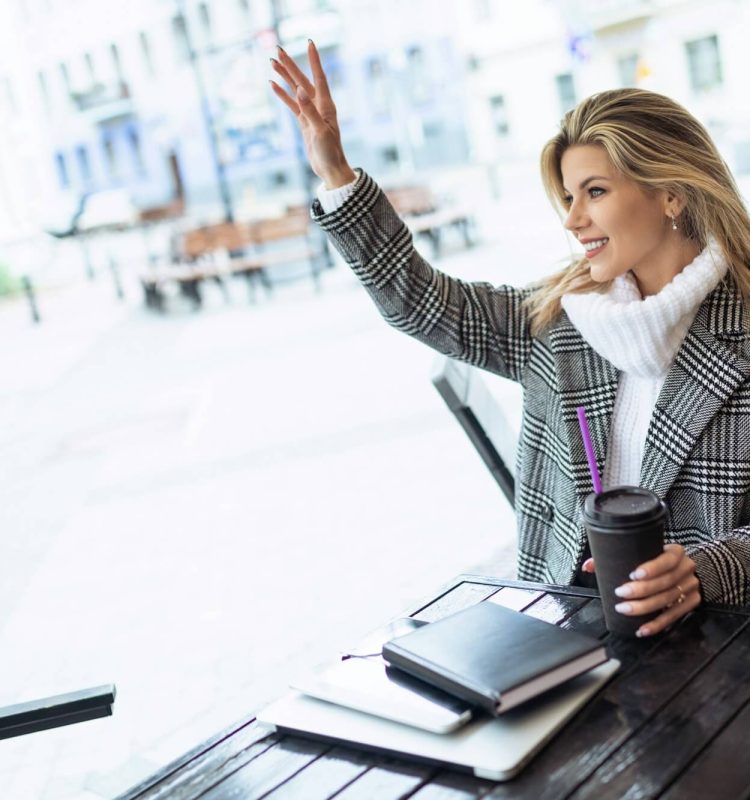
312, 170, 750, 606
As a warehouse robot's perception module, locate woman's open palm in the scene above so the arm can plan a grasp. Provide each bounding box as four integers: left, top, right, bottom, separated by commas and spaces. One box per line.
269, 40, 356, 188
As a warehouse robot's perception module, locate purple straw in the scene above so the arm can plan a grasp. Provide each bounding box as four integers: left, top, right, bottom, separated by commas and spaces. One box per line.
576, 406, 602, 495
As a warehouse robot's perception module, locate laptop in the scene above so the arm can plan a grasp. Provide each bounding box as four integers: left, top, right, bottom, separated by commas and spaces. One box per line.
258, 658, 619, 781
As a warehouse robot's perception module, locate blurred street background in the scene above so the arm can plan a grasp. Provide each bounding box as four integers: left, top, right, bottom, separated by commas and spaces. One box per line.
1, 0, 750, 797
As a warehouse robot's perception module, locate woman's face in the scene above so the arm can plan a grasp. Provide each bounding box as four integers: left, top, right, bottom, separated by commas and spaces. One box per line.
560, 144, 674, 287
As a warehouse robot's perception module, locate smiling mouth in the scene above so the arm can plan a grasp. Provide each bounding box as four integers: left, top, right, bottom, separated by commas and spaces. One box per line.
583, 238, 609, 258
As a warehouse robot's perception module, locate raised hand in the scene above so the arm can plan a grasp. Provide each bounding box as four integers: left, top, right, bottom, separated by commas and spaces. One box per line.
269, 40, 357, 189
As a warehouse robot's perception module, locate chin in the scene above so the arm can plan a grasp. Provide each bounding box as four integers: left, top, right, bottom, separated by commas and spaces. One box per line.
589, 260, 627, 284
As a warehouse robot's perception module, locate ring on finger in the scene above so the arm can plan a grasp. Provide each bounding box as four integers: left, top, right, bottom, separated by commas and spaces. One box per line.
675, 584, 686, 605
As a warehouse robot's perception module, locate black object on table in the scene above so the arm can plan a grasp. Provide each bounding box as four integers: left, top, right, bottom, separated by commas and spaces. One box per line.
117, 576, 750, 799
0, 684, 116, 740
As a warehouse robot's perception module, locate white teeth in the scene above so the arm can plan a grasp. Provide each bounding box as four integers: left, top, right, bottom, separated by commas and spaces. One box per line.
583, 238, 608, 251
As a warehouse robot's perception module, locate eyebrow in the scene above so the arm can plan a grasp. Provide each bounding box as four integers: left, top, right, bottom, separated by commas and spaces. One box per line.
562, 175, 611, 194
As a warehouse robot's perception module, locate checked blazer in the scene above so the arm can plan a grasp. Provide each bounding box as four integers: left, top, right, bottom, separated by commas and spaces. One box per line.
311, 170, 750, 606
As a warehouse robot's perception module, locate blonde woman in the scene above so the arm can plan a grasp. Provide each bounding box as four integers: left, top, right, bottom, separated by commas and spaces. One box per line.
270, 41, 750, 636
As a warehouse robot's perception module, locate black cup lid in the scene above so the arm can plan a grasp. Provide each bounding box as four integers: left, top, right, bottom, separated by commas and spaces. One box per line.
584, 486, 666, 528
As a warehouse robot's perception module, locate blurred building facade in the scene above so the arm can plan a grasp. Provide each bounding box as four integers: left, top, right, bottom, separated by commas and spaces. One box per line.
0, 0, 749, 242
0, 0, 470, 241
459, 0, 750, 192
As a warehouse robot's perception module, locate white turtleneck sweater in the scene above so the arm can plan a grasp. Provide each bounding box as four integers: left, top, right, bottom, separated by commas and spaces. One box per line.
317, 176, 730, 488
562, 241, 728, 486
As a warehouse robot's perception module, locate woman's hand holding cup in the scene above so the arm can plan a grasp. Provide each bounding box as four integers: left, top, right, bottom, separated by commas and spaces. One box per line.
582, 544, 702, 637
270, 40, 356, 189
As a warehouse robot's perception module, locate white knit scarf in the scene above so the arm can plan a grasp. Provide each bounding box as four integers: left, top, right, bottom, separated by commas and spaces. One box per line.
561, 240, 729, 378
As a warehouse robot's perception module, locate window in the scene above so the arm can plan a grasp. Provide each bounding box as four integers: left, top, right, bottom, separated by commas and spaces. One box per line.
139, 31, 155, 76
111, 43, 123, 82
685, 34, 722, 92
59, 62, 71, 94
381, 145, 399, 165
555, 72, 576, 114
198, 2, 212, 40
489, 95, 509, 136
55, 152, 70, 188
128, 125, 145, 173
1, 77, 16, 113
38, 71, 50, 111
617, 53, 639, 87
406, 46, 431, 104
474, 0, 492, 20
84, 52, 97, 85
367, 57, 389, 117
102, 132, 118, 176
76, 144, 92, 182
172, 15, 191, 62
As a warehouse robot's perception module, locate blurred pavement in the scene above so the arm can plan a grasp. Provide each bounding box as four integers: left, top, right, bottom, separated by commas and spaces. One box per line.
0, 166, 567, 799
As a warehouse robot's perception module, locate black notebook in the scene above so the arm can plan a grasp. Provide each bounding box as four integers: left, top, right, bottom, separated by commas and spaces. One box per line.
382, 601, 607, 715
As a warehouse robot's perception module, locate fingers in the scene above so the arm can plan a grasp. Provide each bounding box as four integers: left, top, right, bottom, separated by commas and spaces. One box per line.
633, 585, 702, 637
307, 39, 332, 103
294, 85, 326, 128
614, 571, 701, 617
269, 79, 300, 117
628, 543, 684, 580
270, 58, 299, 95
610, 545, 702, 637
275, 46, 316, 99
615, 558, 695, 602
582, 558, 595, 573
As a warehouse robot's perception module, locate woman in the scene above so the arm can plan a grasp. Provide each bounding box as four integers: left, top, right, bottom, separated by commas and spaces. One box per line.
270, 41, 750, 636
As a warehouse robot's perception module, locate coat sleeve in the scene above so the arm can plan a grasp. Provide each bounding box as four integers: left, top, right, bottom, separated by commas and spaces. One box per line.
311, 170, 534, 383
688, 527, 750, 605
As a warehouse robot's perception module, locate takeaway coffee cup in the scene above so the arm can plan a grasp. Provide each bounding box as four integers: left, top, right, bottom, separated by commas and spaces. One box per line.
582, 486, 667, 637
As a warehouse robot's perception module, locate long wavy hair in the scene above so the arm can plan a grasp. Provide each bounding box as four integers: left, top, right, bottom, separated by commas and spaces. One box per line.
527, 88, 750, 334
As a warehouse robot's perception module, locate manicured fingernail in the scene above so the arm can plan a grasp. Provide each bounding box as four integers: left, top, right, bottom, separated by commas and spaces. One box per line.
277, 45, 286, 53
308, 38, 314, 44
614, 586, 632, 598
630, 569, 646, 580
615, 602, 632, 614
636, 627, 649, 638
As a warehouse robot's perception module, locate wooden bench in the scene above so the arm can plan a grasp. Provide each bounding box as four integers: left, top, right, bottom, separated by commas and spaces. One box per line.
385, 184, 475, 258
140, 209, 332, 311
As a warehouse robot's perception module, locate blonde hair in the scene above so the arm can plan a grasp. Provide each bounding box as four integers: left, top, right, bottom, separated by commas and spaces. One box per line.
527, 88, 750, 333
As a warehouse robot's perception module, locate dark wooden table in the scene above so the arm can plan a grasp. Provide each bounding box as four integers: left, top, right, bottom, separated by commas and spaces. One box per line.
118, 575, 750, 800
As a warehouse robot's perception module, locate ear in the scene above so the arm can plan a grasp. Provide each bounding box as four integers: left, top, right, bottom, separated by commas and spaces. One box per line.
661, 189, 688, 219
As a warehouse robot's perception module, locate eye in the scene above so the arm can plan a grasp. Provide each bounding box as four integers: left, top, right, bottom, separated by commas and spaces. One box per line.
562, 195, 573, 206
589, 187, 605, 198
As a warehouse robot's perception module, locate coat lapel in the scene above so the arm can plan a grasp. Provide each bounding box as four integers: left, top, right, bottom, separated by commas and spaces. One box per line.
640, 278, 750, 498
549, 314, 620, 499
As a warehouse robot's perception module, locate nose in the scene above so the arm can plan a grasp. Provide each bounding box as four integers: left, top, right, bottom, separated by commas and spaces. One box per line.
564, 199, 588, 233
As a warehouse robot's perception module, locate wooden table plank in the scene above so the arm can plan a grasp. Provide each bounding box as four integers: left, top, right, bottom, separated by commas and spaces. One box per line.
570, 619, 750, 799
259, 746, 372, 799
329, 761, 435, 799
198, 737, 329, 800
408, 768, 495, 799
116, 725, 277, 800
483, 609, 747, 800
413, 582, 501, 623
659, 697, 750, 800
